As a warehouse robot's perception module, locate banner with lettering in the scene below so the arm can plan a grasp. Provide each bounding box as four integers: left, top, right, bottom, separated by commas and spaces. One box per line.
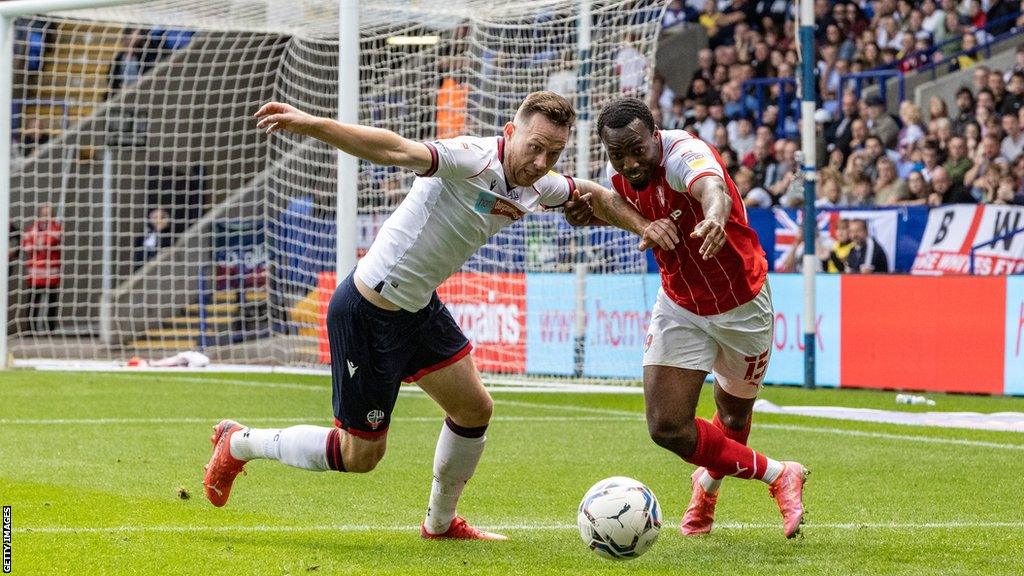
911, 205, 1024, 275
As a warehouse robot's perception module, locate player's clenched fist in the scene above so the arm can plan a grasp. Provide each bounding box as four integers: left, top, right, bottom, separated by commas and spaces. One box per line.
691, 218, 726, 260
254, 102, 318, 136
638, 218, 679, 251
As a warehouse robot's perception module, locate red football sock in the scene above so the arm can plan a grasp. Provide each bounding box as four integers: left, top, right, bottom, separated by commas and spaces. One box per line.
707, 412, 752, 480
689, 417, 768, 480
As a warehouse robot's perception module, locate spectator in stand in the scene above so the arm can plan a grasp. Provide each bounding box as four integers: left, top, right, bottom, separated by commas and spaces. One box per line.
991, 175, 1020, 204
930, 165, 973, 204
110, 28, 146, 92
920, 141, 944, 182
816, 172, 847, 207
689, 101, 718, 142
133, 207, 173, 270
965, 133, 1007, 188
927, 95, 949, 122
734, 166, 771, 208
614, 33, 647, 95
874, 157, 908, 205
986, 0, 1017, 37
902, 170, 933, 205
21, 204, 62, 333
828, 90, 861, 154
897, 101, 926, 151
690, 48, 715, 88
944, 136, 974, 188
864, 94, 900, 149
1001, 113, 1024, 162
742, 137, 774, 190
958, 31, 984, 70
728, 116, 755, 158
662, 0, 688, 29
973, 66, 992, 94
1001, 72, 1024, 116
845, 219, 889, 273
848, 176, 875, 206
663, 97, 686, 130
973, 160, 1011, 203
686, 77, 715, 105
950, 87, 976, 136
764, 139, 796, 199
19, 117, 49, 157
821, 219, 854, 273
922, 0, 947, 36
988, 70, 1009, 111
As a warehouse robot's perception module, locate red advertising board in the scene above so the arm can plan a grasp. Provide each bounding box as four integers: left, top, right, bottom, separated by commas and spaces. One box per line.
317, 272, 337, 364
840, 275, 1005, 393
437, 272, 527, 374
317, 271, 526, 373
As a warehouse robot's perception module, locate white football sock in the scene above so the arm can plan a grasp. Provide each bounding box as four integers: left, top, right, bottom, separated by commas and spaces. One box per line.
230, 425, 331, 471
760, 458, 785, 485
423, 421, 486, 535
698, 470, 722, 494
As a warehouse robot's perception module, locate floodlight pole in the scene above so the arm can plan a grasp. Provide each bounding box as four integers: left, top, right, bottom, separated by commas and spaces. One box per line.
0, 0, 144, 368
336, 0, 359, 281
799, 0, 817, 389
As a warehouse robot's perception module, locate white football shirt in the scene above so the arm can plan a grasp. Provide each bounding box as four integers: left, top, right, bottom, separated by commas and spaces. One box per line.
355, 136, 575, 312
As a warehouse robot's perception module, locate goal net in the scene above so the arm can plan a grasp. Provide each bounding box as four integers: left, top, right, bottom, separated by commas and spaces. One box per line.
7, 0, 664, 379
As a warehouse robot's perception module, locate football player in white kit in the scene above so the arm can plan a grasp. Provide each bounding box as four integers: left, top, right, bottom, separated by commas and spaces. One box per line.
202, 91, 679, 540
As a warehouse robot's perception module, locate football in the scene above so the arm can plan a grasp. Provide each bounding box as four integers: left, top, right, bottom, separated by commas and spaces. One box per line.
577, 476, 662, 560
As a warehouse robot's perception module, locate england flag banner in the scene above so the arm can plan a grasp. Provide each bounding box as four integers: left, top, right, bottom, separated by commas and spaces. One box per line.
774, 208, 898, 272
912, 205, 1024, 275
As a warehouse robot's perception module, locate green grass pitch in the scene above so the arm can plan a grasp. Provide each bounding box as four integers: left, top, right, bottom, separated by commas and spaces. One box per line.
1, 370, 1022, 575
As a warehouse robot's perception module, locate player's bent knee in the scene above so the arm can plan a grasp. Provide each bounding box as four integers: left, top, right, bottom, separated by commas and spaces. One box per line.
449, 393, 493, 428
718, 411, 751, 431
647, 416, 697, 455
341, 435, 387, 473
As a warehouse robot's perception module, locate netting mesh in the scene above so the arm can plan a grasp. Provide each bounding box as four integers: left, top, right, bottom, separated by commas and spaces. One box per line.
8, 0, 665, 375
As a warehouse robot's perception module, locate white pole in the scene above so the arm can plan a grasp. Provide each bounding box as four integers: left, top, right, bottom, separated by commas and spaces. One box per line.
799, 0, 817, 388
99, 147, 113, 345
575, 0, 592, 180
336, 0, 359, 280
571, 0, 592, 376
0, 16, 12, 367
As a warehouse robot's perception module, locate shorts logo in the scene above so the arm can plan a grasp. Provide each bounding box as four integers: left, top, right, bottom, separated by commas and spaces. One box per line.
366, 410, 385, 430
644, 333, 653, 352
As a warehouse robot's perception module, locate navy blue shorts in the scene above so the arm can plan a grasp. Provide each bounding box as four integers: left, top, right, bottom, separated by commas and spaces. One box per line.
326, 273, 471, 438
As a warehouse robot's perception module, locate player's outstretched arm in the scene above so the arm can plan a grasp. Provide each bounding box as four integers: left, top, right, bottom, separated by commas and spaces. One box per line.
574, 179, 679, 251
688, 175, 731, 260
254, 102, 432, 174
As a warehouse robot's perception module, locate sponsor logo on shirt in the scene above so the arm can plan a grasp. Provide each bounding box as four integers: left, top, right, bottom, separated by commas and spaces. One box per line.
475, 194, 526, 220
682, 152, 711, 171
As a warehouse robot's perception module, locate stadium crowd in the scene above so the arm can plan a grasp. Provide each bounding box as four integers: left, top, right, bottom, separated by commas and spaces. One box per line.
648, 0, 1024, 208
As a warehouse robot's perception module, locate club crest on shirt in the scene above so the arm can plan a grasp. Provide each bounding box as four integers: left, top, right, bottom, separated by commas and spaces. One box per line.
475, 193, 525, 220
366, 409, 385, 430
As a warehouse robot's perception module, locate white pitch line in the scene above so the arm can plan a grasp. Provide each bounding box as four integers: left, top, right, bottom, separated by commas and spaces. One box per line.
18, 521, 1024, 535
8, 379, 1022, 451
491, 399, 1024, 451
754, 422, 1024, 451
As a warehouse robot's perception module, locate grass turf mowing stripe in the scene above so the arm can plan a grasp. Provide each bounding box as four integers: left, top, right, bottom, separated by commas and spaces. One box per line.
18, 521, 1024, 534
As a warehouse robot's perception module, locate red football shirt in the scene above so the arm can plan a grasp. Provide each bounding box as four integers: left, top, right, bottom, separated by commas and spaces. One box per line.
608, 130, 767, 316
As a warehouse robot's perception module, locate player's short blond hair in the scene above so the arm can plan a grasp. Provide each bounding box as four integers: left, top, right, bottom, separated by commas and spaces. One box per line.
515, 91, 576, 128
